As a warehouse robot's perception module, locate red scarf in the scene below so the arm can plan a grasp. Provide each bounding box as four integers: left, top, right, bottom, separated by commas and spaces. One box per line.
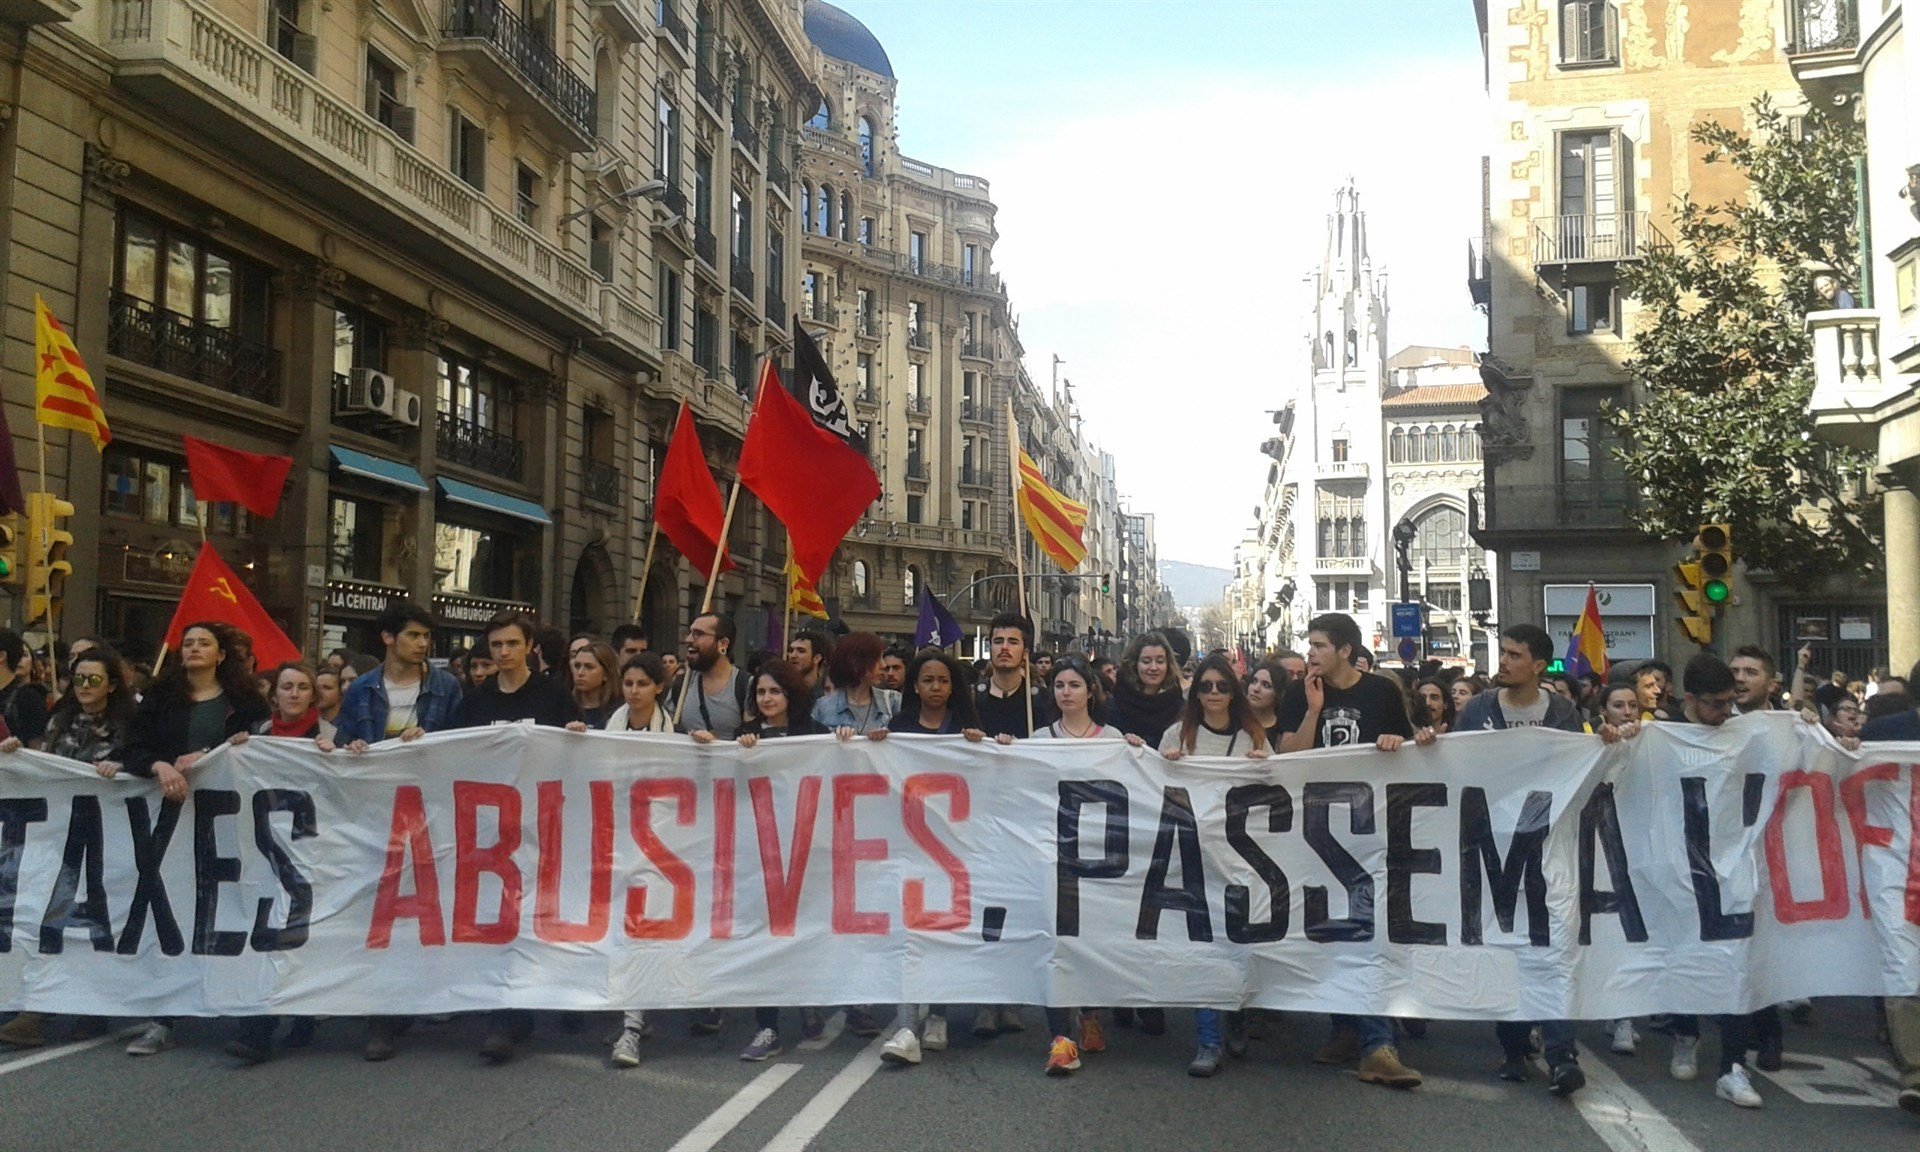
269, 712, 319, 739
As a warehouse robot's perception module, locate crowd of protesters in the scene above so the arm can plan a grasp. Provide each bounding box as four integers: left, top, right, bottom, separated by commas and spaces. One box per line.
0, 600, 1915, 1120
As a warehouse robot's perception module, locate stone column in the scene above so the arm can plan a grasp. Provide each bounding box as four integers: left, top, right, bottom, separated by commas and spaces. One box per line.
277, 259, 347, 654
394, 311, 448, 604
65, 144, 132, 638
1884, 471, 1919, 675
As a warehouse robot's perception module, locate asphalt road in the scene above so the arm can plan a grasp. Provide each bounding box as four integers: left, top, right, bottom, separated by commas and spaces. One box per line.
2, 1000, 1914, 1151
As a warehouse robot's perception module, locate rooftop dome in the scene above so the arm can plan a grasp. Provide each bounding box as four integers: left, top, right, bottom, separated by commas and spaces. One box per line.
803, 0, 894, 79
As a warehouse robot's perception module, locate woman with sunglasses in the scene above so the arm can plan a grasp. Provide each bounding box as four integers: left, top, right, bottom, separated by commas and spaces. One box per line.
0, 647, 138, 1050
1157, 654, 1268, 1077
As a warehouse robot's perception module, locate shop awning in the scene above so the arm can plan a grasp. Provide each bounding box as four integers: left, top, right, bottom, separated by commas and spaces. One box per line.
329, 446, 428, 493
436, 477, 552, 526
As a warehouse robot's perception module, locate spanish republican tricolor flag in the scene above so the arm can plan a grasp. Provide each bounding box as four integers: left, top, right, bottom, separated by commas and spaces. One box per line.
34, 296, 110, 451
1016, 447, 1088, 571
1565, 584, 1609, 680
785, 554, 828, 620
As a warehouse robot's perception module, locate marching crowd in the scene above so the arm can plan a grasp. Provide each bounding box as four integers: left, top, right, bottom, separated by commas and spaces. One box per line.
0, 601, 1916, 1118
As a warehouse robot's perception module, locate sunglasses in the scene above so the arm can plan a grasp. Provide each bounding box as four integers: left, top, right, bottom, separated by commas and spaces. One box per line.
1198, 680, 1231, 694
71, 673, 108, 688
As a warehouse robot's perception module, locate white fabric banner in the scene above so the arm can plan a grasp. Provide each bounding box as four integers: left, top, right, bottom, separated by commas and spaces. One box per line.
1, 713, 1917, 1019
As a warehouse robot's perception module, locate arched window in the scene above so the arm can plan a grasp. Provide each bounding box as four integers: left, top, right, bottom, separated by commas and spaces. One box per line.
808, 101, 830, 131
858, 117, 875, 176
903, 564, 918, 606
1322, 332, 1334, 368
815, 182, 831, 236
1442, 426, 1458, 461
1345, 328, 1358, 363
1412, 506, 1467, 567
1423, 425, 1439, 461
1407, 429, 1423, 463
970, 568, 986, 609
1464, 427, 1480, 460
839, 192, 852, 241
852, 559, 868, 600
799, 184, 812, 234
1390, 428, 1406, 463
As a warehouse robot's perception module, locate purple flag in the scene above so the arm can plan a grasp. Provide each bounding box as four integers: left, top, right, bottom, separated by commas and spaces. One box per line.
915, 586, 961, 649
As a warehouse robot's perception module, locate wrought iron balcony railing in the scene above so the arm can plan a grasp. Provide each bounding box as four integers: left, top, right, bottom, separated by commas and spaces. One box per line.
108, 291, 280, 404
437, 411, 525, 481
1787, 0, 1859, 53
442, 0, 595, 143
1532, 211, 1665, 266
582, 457, 619, 505
729, 253, 754, 299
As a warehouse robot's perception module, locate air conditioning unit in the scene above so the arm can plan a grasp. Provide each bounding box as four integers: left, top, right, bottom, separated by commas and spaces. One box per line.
337, 368, 398, 418
392, 388, 423, 426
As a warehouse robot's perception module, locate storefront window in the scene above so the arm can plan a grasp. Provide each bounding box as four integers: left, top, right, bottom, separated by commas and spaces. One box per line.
329, 495, 395, 582
434, 519, 521, 600
101, 444, 252, 536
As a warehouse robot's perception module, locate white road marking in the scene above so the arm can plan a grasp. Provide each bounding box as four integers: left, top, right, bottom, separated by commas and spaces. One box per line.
0, 1028, 141, 1077
759, 1035, 888, 1151
1756, 1052, 1900, 1106
665, 1063, 804, 1152
1855, 1055, 1900, 1083
1571, 1043, 1705, 1152
796, 1010, 846, 1051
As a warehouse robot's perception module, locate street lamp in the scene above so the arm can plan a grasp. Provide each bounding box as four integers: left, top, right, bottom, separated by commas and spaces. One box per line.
559, 179, 668, 224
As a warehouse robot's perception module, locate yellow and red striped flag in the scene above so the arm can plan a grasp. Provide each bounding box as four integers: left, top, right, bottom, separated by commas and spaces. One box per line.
785, 554, 828, 620
1016, 448, 1088, 571
34, 296, 110, 451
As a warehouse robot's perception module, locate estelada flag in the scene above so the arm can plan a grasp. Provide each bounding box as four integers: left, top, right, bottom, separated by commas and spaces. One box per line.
183, 437, 293, 518
34, 296, 109, 451
739, 358, 879, 584
164, 542, 303, 669
1565, 584, 1610, 680
1017, 448, 1088, 570
785, 554, 828, 621
654, 401, 730, 575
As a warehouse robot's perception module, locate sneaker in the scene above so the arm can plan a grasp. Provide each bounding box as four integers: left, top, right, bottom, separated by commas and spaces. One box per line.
1610, 1019, 1637, 1056
846, 1008, 881, 1038
690, 1009, 724, 1036
801, 1008, 825, 1042
881, 1027, 922, 1066
1188, 1044, 1224, 1077
224, 1039, 272, 1065
1756, 1033, 1784, 1072
1357, 1045, 1423, 1089
923, 1014, 948, 1051
1225, 1012, 1248, 1059
611, 1029, 642, 1068
1314, 1027, 1361, 1067
0, 1012, 47, 1048
739, 1028, 782, 1062
125, 1022, 173, 1057
1715, 1063, 1763, 1108
1670, 1035, 1699, 1082
971, 1011, 999, 1039
1898, 1084, 1920, 1116
1078, 1013, 1105, 1054
478, 1032, 516, 1064
997, 1007, 1025, 1034
1044, 1035, 1080, 1076
1136, 1008, 1165, 1036
1499, 1056, 1530, 1082
1548, 1061, 1586, 1097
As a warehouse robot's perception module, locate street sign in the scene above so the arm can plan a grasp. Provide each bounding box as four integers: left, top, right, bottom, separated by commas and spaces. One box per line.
1398, 638, 1418, 662
1392, 602, 1422, 639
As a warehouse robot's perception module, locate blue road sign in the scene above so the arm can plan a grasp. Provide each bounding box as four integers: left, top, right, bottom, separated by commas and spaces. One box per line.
1398, 638, 1418, 662
1392, 602, 1422, 640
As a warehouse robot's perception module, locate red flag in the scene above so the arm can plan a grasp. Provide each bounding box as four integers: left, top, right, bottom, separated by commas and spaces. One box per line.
653, 401, 731, 574
0, 395, 27, 517
738, 359, 879, 583
163, 543, 302, 668
183, 436, 292, 518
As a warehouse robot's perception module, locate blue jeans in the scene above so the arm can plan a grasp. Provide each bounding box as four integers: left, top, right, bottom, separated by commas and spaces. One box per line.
1195, 1009, 1223, 1049
1331, 1014, 1396, 1055
1496, 1019, 1576, 1066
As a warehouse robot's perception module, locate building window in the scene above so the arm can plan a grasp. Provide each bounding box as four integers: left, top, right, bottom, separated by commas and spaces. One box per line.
693, 149, 713, 230
1568, 278, 1618, 335
903, 563, 918, 603
1560, 387, 1625, 493
1464, 426, 1480, 460
800, 184, 812, 232
808, 101, 830, 130
906, 496, 923, 525
962, 244, 976, 286
104, 444, 253, 536
1315, 492, 1365, 559
730, 186, 750, 260
970, 568, 985, 609
815, 182, 831, 236
857, 288, 873, 333
437, 352, 515, 435
1556, 129, 1635, 257
907, 300, 923, 335
434, 519, 525, 600
767, 226, 784, 298
516, 164, 540, 227
859, 217, 874, 246
731, 332, 753, 394
1331, 437, 1348, 462
855, 352, 872, 396
840, 193, 852, 242
332, 307, 389, 378
909, 231, 926, 273
365, 51, 403, 130
658, 264, 681, 350
961, 501, 974, 530
1390, 427, 1406, 463
694, 307, 718, 375
115, 208, 272, 344
271, 0, 305, 62
1412, 506, 1467, 568
656, 89, 682, 182
962, 370, 978, 415
451, 111, 485, 190
329, 495, 393, 581
1559, 0, 1618, 65
1344, 328, 1358, 362
589, 217, 614, 281
858, 116, 875, 176
907, 362, 923, 408
1442, 426, 1459, 461
906, 427, 922, 475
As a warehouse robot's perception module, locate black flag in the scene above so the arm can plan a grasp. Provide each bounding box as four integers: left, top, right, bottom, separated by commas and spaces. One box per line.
790, 316, 868, 456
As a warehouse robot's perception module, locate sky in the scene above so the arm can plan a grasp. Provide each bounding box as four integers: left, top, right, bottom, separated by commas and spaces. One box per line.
836, 0, 1489, 569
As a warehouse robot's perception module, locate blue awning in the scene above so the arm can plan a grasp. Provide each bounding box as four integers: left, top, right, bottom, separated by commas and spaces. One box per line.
436, 477, 551, 526
329, 446, 428, 493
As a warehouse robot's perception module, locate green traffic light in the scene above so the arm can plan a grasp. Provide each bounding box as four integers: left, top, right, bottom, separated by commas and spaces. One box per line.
0, 559, 12, 578
1704, 578, 1731, 604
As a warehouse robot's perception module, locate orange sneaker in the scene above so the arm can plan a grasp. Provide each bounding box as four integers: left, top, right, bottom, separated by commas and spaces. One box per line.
1078, 1013, 1106, 1054
1045, 1035, 1081, 1076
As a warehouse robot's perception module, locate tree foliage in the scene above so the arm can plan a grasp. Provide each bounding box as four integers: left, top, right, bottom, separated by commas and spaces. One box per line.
1610, 99, 1879, 586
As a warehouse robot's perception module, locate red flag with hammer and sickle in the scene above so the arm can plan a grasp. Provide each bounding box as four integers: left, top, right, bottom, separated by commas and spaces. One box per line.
163, 542, 302, 668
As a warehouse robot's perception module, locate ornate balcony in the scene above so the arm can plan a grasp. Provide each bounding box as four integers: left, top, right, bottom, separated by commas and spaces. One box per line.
694, 223, 718, 268
764, 285, 784, 325
654, 0, 690, 54
1787, 0, 1858, 54
729, 253, 755, 301
108, 291, 280, 404
1533, 211, 1666, 267
437, 412, 525, 481
582, 457, 620, 505
1311, 556, 1371, 575
1482, 481, 1638, 534
1805, 308, 1908, 451
440, 0, 596, 150
1315, 461, 1369, 482
906, 394, 929, 418
1467, 239, 1490, 308
694, 60, 720, 109
907, 327, 930, 351
731, 102, 760, 160
960, 339, 990, 360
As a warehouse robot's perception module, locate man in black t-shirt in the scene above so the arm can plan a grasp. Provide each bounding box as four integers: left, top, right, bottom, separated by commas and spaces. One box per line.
974, 612, 1056, 739
1273, 612, 1429, 1090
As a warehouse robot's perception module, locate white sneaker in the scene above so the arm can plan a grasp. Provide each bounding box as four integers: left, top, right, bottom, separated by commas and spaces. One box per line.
1670, 1035, 1698, 1081
923, 1014, 948, 1051
1611, 1019, 1637, 1055
1716, 1063, 1763, 1108
126, 1022, 173, 1056
611, 1029, 642, 1068
881, 1026, 922, 1065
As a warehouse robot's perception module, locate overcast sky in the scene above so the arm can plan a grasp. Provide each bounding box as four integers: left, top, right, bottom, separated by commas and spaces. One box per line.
841, 0, 1488, 570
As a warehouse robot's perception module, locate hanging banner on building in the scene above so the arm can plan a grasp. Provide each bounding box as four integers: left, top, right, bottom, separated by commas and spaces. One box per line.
1, 716, 1916, 1019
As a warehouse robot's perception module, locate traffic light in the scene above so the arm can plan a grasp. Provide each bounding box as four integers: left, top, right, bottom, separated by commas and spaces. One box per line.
1696, 523, 1733, 606
1673, 557, 1713, 646
24, 493, 74, 625
1100, 572, 1112, 595
0, 515, 19, 586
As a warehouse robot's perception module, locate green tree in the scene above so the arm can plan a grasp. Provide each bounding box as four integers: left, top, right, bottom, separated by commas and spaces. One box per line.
1610, 99, 1879, 586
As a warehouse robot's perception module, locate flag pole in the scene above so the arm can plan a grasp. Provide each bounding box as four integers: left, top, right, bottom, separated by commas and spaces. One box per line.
678, 359, 767, 730
631, 518, 659, 622
31, 419, 47, 668
1005, 397, 1032, 735
781, 530, 794, 651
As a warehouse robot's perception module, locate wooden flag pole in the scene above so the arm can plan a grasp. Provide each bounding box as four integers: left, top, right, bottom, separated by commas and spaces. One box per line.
30, 421, 48, 671
631, 518, 659, 622
780, 531, 794, 652
679, 360, 766, 729
1005, 397, 1032, 736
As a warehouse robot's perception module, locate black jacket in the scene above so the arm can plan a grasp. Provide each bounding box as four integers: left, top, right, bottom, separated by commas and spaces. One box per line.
125, 689, 270, 777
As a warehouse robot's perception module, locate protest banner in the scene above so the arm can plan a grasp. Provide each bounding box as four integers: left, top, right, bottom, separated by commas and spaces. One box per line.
1, 714, 1915, 1019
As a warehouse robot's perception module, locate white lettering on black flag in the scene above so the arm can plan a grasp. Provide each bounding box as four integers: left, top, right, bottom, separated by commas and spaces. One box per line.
1, 715, 1916, 1018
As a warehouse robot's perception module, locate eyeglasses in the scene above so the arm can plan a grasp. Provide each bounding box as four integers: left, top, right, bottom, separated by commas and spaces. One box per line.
71, 673, 107, 688
686, 628, 714, 640
1197, 680, 1231, 694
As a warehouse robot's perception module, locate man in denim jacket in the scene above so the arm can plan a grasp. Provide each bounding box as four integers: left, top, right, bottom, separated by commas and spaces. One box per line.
332, 601, 461, 750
